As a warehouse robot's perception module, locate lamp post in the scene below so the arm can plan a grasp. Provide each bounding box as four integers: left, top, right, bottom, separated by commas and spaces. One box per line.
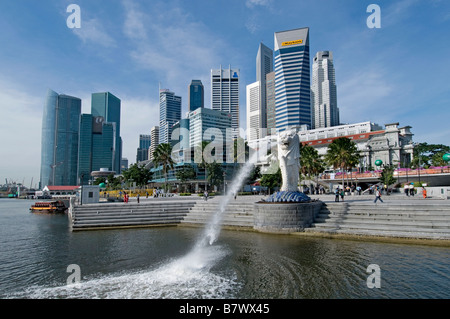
223, 171, 227, 194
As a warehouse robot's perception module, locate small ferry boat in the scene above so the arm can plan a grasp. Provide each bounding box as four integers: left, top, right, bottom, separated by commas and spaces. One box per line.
30, 201, 67, 213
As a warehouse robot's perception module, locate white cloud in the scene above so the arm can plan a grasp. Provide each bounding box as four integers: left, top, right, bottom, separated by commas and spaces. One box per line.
72, 18, 117, 48
121, 1, 229, 92
0, 78, 43, 184
120, 97, 160, 164
246, 0, 271, 9
338, 65, 398, 124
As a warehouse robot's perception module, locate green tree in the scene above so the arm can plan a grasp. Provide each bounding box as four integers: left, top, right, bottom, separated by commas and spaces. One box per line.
122, 163, 153, 188
175, 165, 196, 192
412, 143, 450, 168
152, 143, 175, 192
93, 177, 106, 186
246, 165, 261, 185
324, 137, 360, 188
300, 144, 325, 181
205, 161, 224, 190
260, 168, 282, 193
379, 164, 397, 187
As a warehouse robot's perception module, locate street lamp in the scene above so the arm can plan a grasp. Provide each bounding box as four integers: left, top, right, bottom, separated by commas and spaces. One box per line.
223, 171, 227, 194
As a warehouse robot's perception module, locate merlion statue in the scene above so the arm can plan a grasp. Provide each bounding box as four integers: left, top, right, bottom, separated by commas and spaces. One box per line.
278, 128, 300, 192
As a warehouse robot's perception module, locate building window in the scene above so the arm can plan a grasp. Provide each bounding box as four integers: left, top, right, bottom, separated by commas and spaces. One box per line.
88, 192, 93, 198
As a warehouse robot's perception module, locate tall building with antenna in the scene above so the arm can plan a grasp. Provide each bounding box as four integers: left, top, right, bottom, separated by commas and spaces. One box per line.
311, 51, 339, 128
211, 65, 240, 138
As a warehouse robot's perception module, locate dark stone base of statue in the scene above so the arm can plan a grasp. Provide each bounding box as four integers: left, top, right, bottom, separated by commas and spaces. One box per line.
263, 191, 311, 203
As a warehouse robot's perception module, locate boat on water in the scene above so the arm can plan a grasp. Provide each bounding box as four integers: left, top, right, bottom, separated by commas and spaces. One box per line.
30, 201, 67, 213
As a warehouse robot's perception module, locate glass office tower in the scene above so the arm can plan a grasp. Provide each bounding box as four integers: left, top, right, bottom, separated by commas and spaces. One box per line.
188, 80, 204, 112
159, 89, 181, 144
40, 89, 81, 187
91, 92, 122, 174
77, 114, 115, 185
274, 27, 311, 131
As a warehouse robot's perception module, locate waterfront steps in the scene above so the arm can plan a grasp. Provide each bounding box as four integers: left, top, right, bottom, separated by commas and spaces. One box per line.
70, 201, 196, 231
306, 202, 450, 240
180, 200, 255, 229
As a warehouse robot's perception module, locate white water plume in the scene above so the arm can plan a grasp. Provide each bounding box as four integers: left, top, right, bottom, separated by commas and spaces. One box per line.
198, 152, 259, 247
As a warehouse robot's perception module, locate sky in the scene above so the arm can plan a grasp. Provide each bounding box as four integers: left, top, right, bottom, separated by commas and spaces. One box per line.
0, 0, 449, 188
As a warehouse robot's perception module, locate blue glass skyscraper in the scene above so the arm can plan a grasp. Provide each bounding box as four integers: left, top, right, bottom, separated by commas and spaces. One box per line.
77, 114, 115, 185
274, 27, 311, 131
188, 80, 204, 112
91, 92, 122, 173
40, 89, 81, 187
159, 89, 181, 144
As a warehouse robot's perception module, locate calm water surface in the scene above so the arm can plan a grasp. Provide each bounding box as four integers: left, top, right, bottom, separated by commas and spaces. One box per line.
0, 198, 449, 299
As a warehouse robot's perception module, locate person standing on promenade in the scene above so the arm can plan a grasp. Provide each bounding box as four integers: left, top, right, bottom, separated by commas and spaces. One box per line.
409, 183, 415, 197
137, 193, 140, 204
404, 183, 409, 197
422, 187, 427, 199
374, 187, 384, 203
335, 187, 340, 202
340, 188, 345, 202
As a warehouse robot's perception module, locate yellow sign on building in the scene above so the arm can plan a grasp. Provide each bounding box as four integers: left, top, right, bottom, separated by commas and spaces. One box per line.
281, 39, 303, 47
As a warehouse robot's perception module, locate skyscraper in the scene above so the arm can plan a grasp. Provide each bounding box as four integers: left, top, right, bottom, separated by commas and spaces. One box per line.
91, 92, 122, 173
311, 51, 339, 128
274, 27, 311, 131
40, 89, 81, 187
265, 71, 276, 135
149, 126, 159, 162
159, 89, 181, 144
188, 80, 204, 112
246, 81, 262, 141
211, 65, 240, 137
256, 42, 274, 130
77, 114, 115, 185
136, 134, 151, 163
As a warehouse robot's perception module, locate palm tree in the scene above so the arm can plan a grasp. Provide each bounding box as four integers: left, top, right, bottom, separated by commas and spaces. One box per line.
152, 143, 175, 192
324, 137, 360, 189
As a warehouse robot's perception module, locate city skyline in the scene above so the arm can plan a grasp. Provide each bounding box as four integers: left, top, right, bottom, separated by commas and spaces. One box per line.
1, 0, 450, 185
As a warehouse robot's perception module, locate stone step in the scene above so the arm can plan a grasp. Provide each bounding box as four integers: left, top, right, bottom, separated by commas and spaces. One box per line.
73, 209, 190, 217
305, 227, 450, 240
310, 222, 450, 233
311, 218, 450, 229
316, 212, 450, 220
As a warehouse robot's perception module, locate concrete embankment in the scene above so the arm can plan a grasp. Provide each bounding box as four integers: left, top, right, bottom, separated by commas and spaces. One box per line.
69, 194, 450, 245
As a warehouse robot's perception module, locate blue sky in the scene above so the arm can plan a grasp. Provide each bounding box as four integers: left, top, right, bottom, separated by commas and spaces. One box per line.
0, 0, 449, 187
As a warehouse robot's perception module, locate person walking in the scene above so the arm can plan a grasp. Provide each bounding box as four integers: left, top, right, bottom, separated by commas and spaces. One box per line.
204, 190, 208, 201
137, 193, 140, 204
404, 183, 409, 197
409, 183, 415, 197
374, 187, 384, 203
340, 188, 345, 202
335, 187, 340, 202
422, 187, 427, 199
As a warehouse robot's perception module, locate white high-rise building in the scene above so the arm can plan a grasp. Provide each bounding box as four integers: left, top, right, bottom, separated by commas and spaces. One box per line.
246, 81, 262, 141
149, 126, 159, 162
311, 51, 339, 129
211, 65, 240, 137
